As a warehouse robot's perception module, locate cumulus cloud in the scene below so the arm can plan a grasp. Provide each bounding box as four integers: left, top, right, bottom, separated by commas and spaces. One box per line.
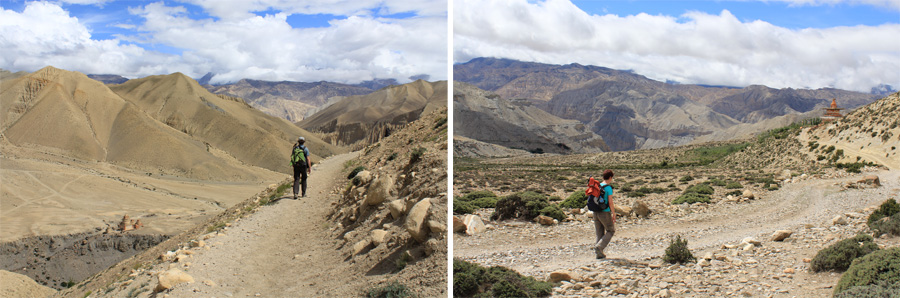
764, 0, 900, 10
1, 1, 447, 84
454, 0, 900, 92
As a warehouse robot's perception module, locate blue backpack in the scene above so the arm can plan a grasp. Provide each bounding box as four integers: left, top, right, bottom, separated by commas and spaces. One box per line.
586, 184, 611, 212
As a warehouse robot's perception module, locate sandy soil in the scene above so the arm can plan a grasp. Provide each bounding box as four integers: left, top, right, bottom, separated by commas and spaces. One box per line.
0, 146, 284, 242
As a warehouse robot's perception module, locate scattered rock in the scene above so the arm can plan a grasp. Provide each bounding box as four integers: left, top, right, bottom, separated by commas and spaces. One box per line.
784, 268, 795, 274
452, 216, 466, 233
861, 175, 881, 187
548, 270, 577, 283
535, 215, 555, 225
741, 237, 761, 246
370, 229, 389, 246
354, 170, 373, 184
202, 280, 216, 287
189, 240, 205, 248
405, 198, 432, 242
387, 199, 406, 219
832, 215, 848, 225
427, 220, 446, 234
633, 201, 651, 218
742, 190, 755, 200
352, 239, 372, 255
771, 230, 792, 241
155, 269, 194, 292
615, 205, 633, 217
463, 214, 486, 235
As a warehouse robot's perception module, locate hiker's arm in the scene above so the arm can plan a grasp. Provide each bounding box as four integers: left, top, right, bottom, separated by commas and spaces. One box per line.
610, 195, 616, 223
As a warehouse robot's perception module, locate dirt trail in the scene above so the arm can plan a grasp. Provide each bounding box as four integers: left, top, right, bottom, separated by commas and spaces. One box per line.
798, 130, 900, 170
156, 152, 364, 297
456, 169, 900, 281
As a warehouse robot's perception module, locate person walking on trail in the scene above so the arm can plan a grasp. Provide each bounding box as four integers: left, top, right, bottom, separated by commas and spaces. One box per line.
586, 169, 616, 259
291, 137, 311, 199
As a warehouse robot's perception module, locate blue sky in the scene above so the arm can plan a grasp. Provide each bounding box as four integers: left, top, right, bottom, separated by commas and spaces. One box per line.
455, 0, 900, 92
0, 0, 448, 84
572, 0, 899, 29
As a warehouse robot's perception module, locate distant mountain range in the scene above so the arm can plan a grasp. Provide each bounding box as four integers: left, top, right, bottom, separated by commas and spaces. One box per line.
455, 57, 880, 152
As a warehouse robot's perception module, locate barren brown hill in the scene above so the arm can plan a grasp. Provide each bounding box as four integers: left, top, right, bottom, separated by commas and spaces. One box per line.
454, 82, 609, 154
298, 80, 447, 149
1, 66, 267, 181
205, 79, 376, 122
109, 73, 343, 175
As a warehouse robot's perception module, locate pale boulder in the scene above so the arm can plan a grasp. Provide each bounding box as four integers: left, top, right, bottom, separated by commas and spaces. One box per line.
353, 239, 372, 255
427, 220, 446, 234
535, 215, 555, 225
453, 216, 466, 233
463, 214, 486, 235
633, 201, 651, 218
833, 215, 848, 225
771, 230, 792, 241
370, 229, 389, 246
405, 198, 432, 242
742, 190, 755, 200
615, 205, 633, 217
548, 270, 578, 283
387, 199, 406, 219
365, 175, 395, 206
354, 170, 373, 185
155, 269, 194, 292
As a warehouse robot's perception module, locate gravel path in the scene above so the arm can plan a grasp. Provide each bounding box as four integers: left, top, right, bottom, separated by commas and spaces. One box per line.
164, 152, 362, 297
455, 169, 899, 297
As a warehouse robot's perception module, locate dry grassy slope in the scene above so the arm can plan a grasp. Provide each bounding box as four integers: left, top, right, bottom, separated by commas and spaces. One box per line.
0, 67, 265, 180
109, 73, 343, 174
454, 82, 609, 154
453, 135, 530, 158
298, 80, 447, 148
803, 92, 900, 169
326, 107, 448, 296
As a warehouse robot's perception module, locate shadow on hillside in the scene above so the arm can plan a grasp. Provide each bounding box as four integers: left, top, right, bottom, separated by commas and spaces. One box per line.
365, 248, 412, 276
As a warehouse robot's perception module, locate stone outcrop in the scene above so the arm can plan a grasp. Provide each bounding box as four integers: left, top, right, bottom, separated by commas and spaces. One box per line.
365, 175, 395, 206
155, 268, 194, 292
405, 198, 432, 242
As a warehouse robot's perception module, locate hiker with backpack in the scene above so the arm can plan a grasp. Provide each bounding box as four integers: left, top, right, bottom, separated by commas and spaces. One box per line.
586, 169, 616, 259
291, 137, 311, 199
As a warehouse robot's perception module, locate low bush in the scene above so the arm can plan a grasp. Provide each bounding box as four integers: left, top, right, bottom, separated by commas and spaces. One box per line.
725, 190, 743, 197
810, 234, 879, 272
870, 212, 900, 237
471, 196, 499, 209
491, 191, 549, 221
366, 282, 411, 298
835, 281, 900, 298
725, 181, 743, 189
867, 199, 900, 227
539, 205, 566, 221
454, 198, 476, 215
683, 184, 714, 195
663, 235, 695, 264
834, 248, 900, 295
679, 175, 694, 182
453, 259, 552, 298
672, 192, 710, 205
559, 191, 586, 209
710, 179, 726, 186
463, 190, 497, 201
409, 147, 426, 164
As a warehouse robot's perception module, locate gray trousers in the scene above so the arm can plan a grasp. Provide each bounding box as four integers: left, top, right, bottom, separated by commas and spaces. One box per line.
593, 211, 615, 253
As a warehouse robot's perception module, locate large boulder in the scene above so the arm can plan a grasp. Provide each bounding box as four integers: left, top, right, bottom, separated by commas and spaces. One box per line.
860, 175, 881, 187
354, 170, 373, 185
365, 175, 395, 206
155, 269, 194, 292
463, 214, 486, 235
615, 205, 633, 217
370, 229, 389, 246
633, 201, 651, 218
547, 270, 580, 283
832, 215, 848, 225
742, 190, 755, 200
453, 216, 466, 233
353, 239, 372, 255
405, 198, 432, 242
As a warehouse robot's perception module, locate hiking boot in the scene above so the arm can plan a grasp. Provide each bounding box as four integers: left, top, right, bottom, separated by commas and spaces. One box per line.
594, 247, 605, 259
293, 195, 298, 200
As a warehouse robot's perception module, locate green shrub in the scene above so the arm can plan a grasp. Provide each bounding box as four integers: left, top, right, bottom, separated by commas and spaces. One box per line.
835, 280, 900, 298
454, 198, 476, 214
679, 175, 694, 182
559, 191, 586, 209
871, 212, 900, 237
834, 248, 900, 295
348, 166, 366, 180
491, 191, 549, 221
867, 199, 900, 227
471, 196, 499, 209
811, 234, 879, 272
387, 152, 398, 161
539, 205, 566, 221
710, 179, 726, 186
463, 190, 497, 201
453, 259, 552, 298
672, 192, 711, 205
725, 190, 743, 197
684, 184, 714, 195
409, 147, 426, 163
366, 282, 411, 298
663, 235, 695, 264
725, 181, 743, 189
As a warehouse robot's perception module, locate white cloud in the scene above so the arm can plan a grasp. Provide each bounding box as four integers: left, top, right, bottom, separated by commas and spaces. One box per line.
762, 0, 900, 11
0, 1, 447, 84
454, 0, 900, 92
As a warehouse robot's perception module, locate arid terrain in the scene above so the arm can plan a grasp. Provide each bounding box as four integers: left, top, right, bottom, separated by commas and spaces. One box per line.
453, 92, 899, 297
